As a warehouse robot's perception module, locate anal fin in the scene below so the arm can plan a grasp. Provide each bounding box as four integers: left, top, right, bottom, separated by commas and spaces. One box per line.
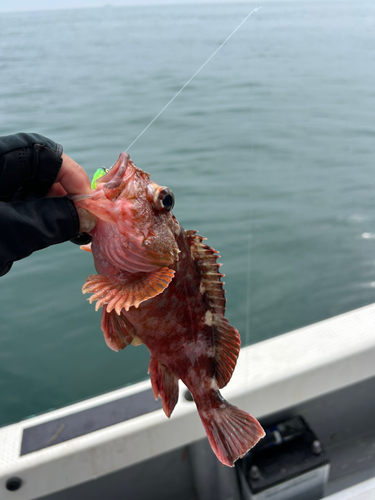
100, 308, 137, 352
148, 358, 179, 418
82, 267, 175, 314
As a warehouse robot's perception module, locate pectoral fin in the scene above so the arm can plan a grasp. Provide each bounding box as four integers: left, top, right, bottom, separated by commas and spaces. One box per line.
82, 267, 175, 314
80, 243, 92, 253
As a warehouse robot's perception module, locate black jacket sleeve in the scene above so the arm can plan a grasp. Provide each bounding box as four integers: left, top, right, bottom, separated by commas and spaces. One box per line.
0, 133, 80, 276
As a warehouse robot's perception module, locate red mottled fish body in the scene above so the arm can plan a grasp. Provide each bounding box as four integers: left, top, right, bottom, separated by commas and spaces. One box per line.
74, 153, 264, 466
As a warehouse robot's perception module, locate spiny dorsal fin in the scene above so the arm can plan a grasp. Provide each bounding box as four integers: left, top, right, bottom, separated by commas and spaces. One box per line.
186, 230, 241, 389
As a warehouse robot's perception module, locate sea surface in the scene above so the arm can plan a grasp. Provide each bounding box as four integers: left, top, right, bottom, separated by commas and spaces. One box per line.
0, 0, 374, 427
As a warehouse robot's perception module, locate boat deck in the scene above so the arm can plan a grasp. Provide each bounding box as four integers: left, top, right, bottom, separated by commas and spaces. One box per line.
2, 303, 375, 499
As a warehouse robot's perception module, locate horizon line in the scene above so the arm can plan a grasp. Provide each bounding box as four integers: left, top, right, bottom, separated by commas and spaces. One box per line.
0, 0, 252, 15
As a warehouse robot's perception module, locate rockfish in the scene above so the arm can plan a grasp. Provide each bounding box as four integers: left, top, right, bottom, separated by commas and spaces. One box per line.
74, 153, 264, 466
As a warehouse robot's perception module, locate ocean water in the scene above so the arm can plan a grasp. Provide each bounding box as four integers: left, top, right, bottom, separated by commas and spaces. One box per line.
0, 1, 374, 427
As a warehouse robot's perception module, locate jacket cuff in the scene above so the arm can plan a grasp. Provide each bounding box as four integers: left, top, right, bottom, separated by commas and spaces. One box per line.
0, 196, 80, 277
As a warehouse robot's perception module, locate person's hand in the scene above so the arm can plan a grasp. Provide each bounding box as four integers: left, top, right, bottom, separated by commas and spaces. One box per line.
0, 132, 97, 276
48, 153, 91, 196
48, 153, 97, 234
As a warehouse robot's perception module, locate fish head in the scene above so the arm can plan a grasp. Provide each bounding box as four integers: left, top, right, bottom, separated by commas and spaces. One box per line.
93, 152, 180, 269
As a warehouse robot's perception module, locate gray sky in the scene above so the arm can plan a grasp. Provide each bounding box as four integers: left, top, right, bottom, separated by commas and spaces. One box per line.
0, 0, 248, 13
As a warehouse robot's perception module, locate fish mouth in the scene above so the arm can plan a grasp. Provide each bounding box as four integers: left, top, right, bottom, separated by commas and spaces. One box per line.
98, 152, 129, 190
97, 152, 150, 202
93, 151, 180, 269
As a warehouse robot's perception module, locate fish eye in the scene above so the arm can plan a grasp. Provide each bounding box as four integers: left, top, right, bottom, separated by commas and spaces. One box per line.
156, 188, 175, 212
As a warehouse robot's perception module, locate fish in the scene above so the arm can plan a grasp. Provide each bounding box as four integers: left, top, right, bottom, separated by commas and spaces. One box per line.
73, 152, 265, 466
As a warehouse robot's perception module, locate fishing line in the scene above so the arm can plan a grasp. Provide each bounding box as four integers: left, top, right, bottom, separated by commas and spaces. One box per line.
245, 232, 252, 348
125, 5, 262, 152
245, 3, 260, 371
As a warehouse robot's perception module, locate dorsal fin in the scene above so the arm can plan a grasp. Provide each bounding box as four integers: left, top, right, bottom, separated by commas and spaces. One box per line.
186, 230, 241, 389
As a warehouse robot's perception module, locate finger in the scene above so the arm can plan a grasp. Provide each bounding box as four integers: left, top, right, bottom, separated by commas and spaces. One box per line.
76, 207, 97, 233
47, 183, 67, 197
55, 153, 92, 195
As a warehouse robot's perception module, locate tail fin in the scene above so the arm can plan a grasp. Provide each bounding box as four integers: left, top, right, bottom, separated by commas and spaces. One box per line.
197, 396, 265, 467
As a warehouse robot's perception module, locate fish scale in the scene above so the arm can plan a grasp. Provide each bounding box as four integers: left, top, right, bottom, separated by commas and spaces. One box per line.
73, 152, 265, 466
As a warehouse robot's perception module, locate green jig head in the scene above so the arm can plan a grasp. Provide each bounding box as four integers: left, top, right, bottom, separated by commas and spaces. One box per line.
91, 168, 109, 190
